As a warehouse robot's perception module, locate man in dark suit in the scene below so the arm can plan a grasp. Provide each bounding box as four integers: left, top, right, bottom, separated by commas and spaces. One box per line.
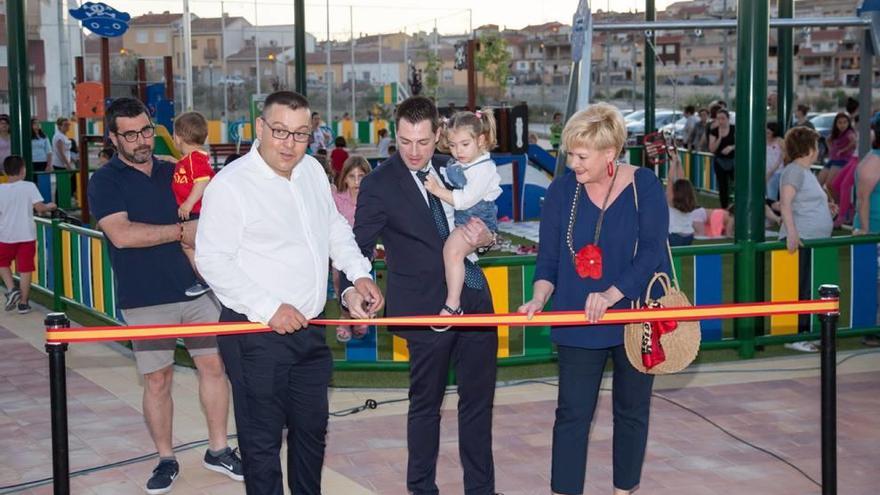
342, 96, 499, 495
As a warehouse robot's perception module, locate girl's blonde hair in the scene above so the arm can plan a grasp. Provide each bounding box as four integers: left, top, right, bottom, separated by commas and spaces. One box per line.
561, 102, 627, 155
438, 110, 497, 154
335, 155, 372, 192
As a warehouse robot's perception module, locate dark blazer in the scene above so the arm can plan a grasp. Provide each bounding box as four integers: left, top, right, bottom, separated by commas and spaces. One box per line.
348, 151, 470, 318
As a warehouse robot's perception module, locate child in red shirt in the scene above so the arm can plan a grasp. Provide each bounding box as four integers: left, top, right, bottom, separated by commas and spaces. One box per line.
172, 112, 215, 297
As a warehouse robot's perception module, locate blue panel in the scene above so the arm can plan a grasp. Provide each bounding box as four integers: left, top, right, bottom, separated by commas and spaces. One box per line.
344, 325, 379, 362
344, 271, 379, 362
522, 185, 546, 221
36, 174, 52, 203
495, 185, 514, 220
694, 254, 723, 341
80, 236, 92, 308
850, 243, 878, 329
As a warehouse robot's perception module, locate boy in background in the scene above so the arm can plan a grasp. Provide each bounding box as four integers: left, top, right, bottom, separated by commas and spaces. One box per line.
172, 112, 215, 297
0, 156, 56, 313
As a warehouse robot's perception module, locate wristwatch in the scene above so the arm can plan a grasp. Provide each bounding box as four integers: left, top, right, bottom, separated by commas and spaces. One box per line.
476, 232, 498, 255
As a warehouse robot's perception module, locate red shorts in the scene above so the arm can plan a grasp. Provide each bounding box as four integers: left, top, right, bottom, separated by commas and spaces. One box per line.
0, 241, 37, 272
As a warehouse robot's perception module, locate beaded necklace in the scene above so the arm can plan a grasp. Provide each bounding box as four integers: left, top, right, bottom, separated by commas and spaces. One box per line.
566, 163, 619, 279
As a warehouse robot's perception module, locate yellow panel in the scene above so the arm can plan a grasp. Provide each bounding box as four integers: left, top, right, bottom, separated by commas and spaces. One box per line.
484, 266, 510, 358
392, 335, 409, 361
61, 231, 73, 298
770, 249, 800, 334
207, 120, 223, 145
242, 123, 253, 140
91, 238, 104, 313
341, 120, 354, 142
0, 175, 8, 184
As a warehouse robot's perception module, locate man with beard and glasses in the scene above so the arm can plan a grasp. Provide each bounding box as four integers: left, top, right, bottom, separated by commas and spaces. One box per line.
87, 97, 242, 495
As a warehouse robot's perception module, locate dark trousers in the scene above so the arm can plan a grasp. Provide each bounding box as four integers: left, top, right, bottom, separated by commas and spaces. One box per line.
668, 233, 694, 247
551, 345, 654, 494
713, 157, 735, 209
400, 286, 497, 495
218, 307, 333, 495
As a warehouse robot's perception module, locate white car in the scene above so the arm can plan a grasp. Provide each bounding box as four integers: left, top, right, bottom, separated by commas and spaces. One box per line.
626, 110, 681, 136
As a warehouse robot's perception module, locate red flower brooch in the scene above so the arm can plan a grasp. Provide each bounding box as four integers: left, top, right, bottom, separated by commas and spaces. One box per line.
575, 244, 603, 279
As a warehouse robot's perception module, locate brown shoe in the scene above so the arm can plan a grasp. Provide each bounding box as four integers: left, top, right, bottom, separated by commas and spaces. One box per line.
862, 335, 880, 347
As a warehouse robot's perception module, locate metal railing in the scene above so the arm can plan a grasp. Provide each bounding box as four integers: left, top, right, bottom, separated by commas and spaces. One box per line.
25, 218, 880, 371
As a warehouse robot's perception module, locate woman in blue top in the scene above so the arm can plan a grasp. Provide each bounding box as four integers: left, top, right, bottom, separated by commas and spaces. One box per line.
519, 102, 670, 495
853, 121, 880, 347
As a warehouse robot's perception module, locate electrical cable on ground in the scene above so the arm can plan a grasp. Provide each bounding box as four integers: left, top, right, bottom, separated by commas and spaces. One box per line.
2, 349, 876, 493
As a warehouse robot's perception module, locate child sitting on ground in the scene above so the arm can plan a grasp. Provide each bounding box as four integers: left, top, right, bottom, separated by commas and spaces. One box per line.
0, 156, 56, 314
171, 111, 215, 297
423, 110, 502, 329
666, 152, 706, 246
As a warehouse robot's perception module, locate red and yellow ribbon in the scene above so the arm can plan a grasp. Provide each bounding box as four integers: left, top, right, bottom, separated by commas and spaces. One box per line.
45, 299, 838, 344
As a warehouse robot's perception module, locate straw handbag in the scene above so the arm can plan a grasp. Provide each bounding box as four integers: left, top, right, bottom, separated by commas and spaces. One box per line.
623, 269, 701, 374
623, 179, 701, 374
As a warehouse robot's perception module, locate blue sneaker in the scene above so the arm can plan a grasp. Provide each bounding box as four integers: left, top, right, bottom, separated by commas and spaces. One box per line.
145, 459, 179, 495
203, 447, 244, 481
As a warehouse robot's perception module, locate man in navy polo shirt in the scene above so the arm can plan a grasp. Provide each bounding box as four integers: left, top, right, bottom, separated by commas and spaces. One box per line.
88, 98, 242, 495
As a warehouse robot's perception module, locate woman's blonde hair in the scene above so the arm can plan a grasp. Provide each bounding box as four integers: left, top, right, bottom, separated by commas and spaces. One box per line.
335, 155, 372, 192
561, 102, 627, 155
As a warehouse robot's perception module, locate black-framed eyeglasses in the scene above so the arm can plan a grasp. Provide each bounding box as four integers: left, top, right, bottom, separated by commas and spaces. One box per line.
114, 125, 156, 143
260, 117, 310, 143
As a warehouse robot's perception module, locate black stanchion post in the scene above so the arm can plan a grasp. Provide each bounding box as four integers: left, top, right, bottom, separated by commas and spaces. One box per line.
818, 284, 840, 495
45, 313, 70, 495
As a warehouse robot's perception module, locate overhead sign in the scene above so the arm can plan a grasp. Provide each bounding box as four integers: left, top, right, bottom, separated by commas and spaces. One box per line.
571, 0, 591, 63
69, 2, 131, 38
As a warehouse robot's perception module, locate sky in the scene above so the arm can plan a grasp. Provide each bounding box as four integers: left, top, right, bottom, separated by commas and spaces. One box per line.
121, 0, 680, 41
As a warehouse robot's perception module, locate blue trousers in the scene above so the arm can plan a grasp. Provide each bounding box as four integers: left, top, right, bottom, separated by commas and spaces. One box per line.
218, 307, 332, 495
551, 345, 654, 494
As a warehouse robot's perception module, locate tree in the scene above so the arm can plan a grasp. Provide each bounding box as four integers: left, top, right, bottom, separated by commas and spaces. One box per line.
423, 51, 441, 99
475, 34, 512, 100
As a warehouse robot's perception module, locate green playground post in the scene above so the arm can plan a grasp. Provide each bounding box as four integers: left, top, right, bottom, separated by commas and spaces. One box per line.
733, 0, 769, 358
644, 0, 656, 136
777, 0, 794, 134
5, 0, 33, 181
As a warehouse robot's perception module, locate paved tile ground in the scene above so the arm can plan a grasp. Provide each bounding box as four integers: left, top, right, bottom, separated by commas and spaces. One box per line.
1, 308, 879, 495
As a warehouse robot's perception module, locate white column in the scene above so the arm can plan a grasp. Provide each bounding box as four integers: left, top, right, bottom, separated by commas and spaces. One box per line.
221, 0, 229, 142
183, 0, 194, 110
350, 6, 355, 121
326, 0, 332, 123
255, 0, 262, 95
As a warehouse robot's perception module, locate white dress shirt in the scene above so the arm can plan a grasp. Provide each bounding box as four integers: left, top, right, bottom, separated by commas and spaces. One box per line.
195, 147, 372, 324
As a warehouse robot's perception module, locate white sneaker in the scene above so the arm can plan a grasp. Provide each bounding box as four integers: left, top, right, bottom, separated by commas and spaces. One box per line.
784, 341, 818, 353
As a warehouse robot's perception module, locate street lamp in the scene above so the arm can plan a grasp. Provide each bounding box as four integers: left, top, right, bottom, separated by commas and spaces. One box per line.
540, 41, 546, 113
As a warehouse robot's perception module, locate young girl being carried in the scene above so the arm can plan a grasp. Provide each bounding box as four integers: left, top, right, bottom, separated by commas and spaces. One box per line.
423, 110, 502, 322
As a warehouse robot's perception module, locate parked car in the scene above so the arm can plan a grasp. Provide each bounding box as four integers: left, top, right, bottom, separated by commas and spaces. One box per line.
624, 108, 673, 123
810, 112, 837, 162
626, 110, 681, 144
660, 116, 689, 143
626, 111, 681, 134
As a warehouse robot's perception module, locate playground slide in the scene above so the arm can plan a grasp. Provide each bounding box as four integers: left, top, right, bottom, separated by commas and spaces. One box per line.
495, 152, 553, 222
152, 125, 181, 159
527, 144, 557, 175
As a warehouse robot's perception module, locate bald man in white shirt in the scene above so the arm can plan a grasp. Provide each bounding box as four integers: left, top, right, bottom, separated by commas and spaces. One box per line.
196, 91, 383, 495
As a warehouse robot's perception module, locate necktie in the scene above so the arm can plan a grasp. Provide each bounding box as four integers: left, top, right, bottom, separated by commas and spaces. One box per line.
416, 169, 486, 290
